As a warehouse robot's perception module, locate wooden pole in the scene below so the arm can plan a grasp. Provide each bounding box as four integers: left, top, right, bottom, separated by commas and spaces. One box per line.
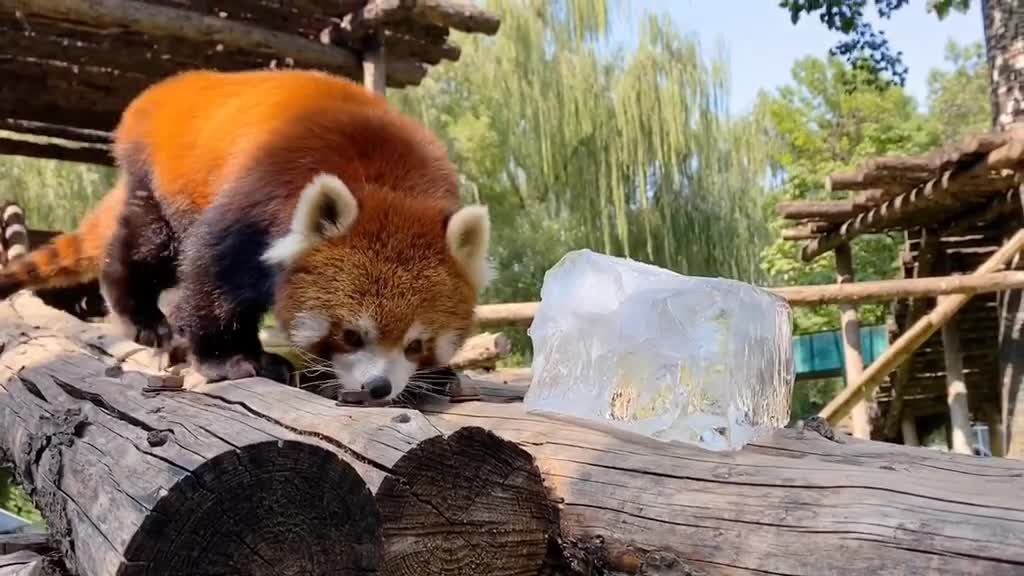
901, 413, 920, 447
835, 243, 871, 439
942, 315, 974, 454
363, 39, 388, 95
473, 271, 1024, 326
819, 228, 1024, 425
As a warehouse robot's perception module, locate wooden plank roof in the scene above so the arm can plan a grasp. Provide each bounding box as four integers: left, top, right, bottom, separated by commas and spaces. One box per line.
0, 0, 500, 163
777, 127, 1024, 262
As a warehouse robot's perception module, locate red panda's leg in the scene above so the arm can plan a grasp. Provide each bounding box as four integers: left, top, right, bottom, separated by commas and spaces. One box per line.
170, 203, 292, 384
99, 184, 179, 349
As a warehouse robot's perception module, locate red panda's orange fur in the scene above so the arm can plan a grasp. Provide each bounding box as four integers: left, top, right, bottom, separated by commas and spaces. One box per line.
3, 68, 489, 394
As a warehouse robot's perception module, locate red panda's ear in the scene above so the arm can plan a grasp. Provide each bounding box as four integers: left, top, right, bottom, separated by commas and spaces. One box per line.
262, 172, 359, 266
445, 205, 493, 291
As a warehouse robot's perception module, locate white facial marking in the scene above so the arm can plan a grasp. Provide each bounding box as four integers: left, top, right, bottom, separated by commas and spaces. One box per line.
331, 347, 416, 400
289, 312, 331, 349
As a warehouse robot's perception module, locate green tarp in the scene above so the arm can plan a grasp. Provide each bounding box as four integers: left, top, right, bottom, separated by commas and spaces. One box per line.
793, 325, 889, 381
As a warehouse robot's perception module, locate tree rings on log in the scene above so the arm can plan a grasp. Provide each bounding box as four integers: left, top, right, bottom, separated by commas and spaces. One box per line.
376, 426, 553, 576
119, 439, 382, 575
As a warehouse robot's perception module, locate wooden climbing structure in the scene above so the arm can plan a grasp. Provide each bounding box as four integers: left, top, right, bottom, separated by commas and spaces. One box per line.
0, 0, 500, 164
777, 128, 1024, 455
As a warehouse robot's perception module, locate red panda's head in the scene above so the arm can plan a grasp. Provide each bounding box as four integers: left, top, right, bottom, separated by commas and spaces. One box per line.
263, 173, 491, 402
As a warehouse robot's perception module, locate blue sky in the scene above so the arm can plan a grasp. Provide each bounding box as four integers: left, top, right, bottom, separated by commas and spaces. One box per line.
612, 1, 984, 114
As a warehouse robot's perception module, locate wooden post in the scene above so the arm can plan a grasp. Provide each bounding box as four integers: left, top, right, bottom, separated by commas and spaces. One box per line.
901, 412, 920, 447
362, 40, 387, 95
835, 243, 871, 439
941, 315, 974, 454
820, 228, 1024, 425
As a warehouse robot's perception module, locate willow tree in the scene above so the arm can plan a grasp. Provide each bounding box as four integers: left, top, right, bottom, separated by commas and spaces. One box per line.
393, 0, 774, 306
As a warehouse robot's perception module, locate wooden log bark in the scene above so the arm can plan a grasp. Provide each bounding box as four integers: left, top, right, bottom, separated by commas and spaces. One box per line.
449, 331, 511, 370
0, 550, 69, 576
835, 243, 871, 439
5, 0, 362, 76
0, 293, 554, 576
775, 200, 858, 222
4, 295, 1024, 573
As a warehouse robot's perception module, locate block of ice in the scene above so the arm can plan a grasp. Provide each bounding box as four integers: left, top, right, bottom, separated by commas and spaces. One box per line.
524, 249, 794, 451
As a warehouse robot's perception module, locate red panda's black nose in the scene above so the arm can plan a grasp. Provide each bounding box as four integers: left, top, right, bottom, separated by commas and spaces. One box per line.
365, 376, 392, 400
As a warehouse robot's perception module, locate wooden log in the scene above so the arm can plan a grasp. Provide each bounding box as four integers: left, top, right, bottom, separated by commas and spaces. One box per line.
0, 294, 554, 576
410, 0, 502, 35
0, 120, 110, 146
449, 331, 511, 370
362, 41, 388, 94
819, 227, 1024, 425
6, 0, 362, 78
472, 272, 1024, 327
474, 301, 539, 326
835, 244, 871, 439
0, 135, 113, 166
942, 316, 974, 454
0, 550, 69, 576
5, 295, 1024, 574
775, 200, 857, 222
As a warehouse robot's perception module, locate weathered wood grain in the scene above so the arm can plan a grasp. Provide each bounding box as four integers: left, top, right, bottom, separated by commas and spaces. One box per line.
0, 293, 552, 576
5, 292, 1024, 575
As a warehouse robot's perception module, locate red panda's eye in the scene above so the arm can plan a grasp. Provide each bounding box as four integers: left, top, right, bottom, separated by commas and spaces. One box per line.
341, 329, 364, 349
404, 339, 423, 358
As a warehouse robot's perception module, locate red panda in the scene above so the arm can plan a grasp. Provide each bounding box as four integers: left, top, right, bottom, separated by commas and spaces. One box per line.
0, 69, 492, 402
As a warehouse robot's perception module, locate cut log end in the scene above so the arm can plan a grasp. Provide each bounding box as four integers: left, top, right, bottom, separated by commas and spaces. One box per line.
377, 426, 553, 576
122, 440, 382, 575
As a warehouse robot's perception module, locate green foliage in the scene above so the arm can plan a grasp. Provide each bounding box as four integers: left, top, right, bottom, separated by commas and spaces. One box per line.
778, 0, 974, 85
926, 40, 990, 143
0, 149, 115, 230
392, 1, 778, 363
0, 469, 42, 526
394, 1, 775, 302
789, 377, 845, 423
758, 43, 988, 335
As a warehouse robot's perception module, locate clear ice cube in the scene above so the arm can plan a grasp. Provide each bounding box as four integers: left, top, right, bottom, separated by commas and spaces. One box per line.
523, 249, 795, 451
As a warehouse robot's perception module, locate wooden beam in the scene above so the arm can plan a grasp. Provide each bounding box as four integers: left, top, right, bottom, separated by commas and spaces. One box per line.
6, 0, 362, 76
473, 271, 1024, 326
362, 43, 388, 94
776, 200, 857, 223
411, 0, 502, 35
819, 227, 1024, 425
448, 331, 511, 371
0, 135, 114, 166
802, 140, 1024, 261
835, 243, 871, 439
0, 119, 111, 145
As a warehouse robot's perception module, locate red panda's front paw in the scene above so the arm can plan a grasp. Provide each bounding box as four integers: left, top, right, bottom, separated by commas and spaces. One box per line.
259, 352, 294, 386
133, 317, 173, 349
192, 353, 292, 385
